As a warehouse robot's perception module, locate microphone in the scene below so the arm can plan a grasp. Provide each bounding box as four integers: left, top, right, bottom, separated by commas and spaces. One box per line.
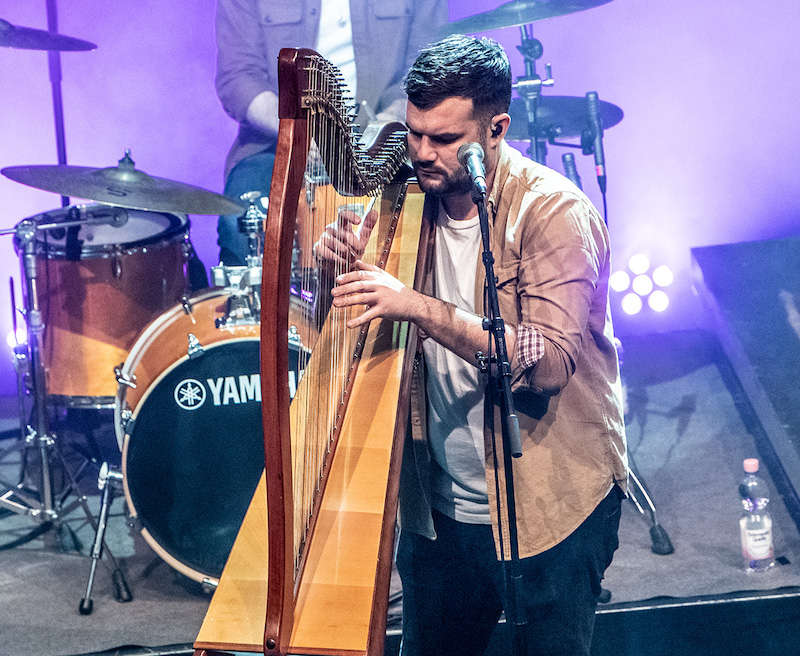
585, 91, 606, 194
561, 152, 582, 190
83, 206, 129, 227
457, 142, 487, 196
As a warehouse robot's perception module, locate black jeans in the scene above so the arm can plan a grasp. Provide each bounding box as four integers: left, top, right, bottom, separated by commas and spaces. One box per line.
397, 487, 623, 656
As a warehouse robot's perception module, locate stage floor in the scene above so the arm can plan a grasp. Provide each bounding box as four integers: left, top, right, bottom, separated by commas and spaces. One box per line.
1, 329, 800, 656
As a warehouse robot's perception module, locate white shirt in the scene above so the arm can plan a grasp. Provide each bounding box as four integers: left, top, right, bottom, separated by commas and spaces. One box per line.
423, 204, 490, 524
315, 0, 357, 98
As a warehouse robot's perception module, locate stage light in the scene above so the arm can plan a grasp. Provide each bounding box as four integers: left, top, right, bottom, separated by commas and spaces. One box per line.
631, 274, 654, 296
6, 327, 26, 350
648, 290, 670, 312
628, 253, 650, 275
652, 264, 674, 287
621, 293, 643, 315
609, 270, 631, 293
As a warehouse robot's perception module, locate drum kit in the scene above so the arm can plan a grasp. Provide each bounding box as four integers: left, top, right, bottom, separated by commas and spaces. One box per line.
0, 0, 669, 619
0, 13, 279, 614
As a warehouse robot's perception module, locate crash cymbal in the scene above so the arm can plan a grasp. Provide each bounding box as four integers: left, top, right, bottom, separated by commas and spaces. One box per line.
447, 0, 613, 33
506, 95, 623, 141
0, 18, 96, 51
2, 152, 245, 216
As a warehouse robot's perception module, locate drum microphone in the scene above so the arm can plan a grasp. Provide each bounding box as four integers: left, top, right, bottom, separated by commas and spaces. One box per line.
457, 142, 487, 196
585, 91, 606, 194
83, 206, 129, 227
561, 153, 583, 191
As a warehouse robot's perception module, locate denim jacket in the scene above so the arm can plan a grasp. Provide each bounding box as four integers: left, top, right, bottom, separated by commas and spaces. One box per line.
214, 0, 448, 178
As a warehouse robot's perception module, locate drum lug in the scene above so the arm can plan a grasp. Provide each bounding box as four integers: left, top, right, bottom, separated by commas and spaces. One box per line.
125, 508, 140, 531
111, 247, 123, 279
120, 408, 134, 435
181, 295, 193, 315
115, 365, 137, 389
187, 332, 205, 359
201, 578, 218, 593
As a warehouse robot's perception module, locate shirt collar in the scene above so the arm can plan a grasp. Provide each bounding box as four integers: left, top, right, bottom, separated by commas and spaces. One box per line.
486, 140, 513, 217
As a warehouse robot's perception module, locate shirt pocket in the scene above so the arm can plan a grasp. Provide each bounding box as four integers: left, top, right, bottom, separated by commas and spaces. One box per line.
258, 1, 303, 25
374, 0, 412, 18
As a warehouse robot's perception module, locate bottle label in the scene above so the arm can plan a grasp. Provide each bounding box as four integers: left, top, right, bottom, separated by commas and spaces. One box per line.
739, 516, 773, 560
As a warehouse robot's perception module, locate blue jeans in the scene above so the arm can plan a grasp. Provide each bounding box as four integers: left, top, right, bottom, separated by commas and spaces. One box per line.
396, 487, 622, 656
217, 149, 275, 265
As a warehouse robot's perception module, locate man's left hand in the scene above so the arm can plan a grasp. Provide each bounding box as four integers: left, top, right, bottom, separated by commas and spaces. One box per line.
330, 260, 421, 328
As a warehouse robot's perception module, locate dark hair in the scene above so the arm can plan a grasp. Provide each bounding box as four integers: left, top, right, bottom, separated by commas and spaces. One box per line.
404, 34, 511, 122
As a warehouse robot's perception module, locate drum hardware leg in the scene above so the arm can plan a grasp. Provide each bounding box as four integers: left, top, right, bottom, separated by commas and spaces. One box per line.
79, 462, 132, 614
0, 220, 120, 555
626, 452, 674, 555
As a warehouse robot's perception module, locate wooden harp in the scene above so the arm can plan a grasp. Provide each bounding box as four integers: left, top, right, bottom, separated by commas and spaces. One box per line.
194, 48, 429, 656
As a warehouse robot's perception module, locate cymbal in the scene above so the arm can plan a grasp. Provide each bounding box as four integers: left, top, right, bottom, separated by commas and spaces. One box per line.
506, 95, 623, 141
2, 152, 245, 216
447, 0, 613, 33
0, 18, 97, 51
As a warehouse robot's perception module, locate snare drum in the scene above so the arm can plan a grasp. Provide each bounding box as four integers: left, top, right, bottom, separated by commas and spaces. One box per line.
29, 204, 189, 406
115, 289, 306, 584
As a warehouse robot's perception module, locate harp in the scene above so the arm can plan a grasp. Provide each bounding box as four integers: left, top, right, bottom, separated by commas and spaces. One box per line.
194, 49, 430, 656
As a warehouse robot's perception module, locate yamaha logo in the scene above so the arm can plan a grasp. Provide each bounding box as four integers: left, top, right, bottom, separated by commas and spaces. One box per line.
174, 378, 206, 410
174, 374, 261, 410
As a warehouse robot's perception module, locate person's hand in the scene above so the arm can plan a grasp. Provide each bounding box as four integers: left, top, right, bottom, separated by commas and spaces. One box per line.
330, 260, 422, 329
312, 206, 377, 272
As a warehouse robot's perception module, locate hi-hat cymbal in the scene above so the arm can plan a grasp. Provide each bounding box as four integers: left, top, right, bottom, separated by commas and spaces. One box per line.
447, 0, 613, 33
2, 152, 245, 216
0, 18, 97, 51
506, 95, 623, 141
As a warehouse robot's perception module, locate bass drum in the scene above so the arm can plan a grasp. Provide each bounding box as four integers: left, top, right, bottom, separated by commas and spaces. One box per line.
115, 288, 305, 584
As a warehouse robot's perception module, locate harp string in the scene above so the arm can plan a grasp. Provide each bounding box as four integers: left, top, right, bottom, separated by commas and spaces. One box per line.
286, 53, 405, 581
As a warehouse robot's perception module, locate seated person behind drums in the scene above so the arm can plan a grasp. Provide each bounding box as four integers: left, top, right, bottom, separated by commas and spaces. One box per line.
214, 0, 448, 265
321, 35, 628, 656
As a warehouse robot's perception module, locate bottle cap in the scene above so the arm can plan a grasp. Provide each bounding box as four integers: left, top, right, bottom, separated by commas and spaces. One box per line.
743, 458, 759, 473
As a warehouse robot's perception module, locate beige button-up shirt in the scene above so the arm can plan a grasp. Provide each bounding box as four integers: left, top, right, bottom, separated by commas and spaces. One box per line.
399, 141, 628, 559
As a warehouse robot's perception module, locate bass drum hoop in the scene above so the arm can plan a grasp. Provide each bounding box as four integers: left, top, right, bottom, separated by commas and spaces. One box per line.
116, 289, 260, 584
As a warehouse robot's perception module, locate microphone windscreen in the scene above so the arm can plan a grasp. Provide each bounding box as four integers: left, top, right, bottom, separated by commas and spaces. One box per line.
457, 142, 484, 167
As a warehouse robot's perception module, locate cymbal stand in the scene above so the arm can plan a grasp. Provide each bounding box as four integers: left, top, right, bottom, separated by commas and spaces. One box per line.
0, 214, 131, 597
46, 0, 70, 208
512, 24, 554, 165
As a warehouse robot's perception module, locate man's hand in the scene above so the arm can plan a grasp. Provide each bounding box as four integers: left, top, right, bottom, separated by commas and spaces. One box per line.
331, 261, 515, 368
313, 207, 378, 272
330, 260, 423, 328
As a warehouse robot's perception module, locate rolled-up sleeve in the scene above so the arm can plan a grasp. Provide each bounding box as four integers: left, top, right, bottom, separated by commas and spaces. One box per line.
215, 0, 276, 123
511, 194, 606, 396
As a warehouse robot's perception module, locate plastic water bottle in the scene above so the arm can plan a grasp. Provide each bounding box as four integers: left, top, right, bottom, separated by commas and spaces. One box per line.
739, 458, 775, 572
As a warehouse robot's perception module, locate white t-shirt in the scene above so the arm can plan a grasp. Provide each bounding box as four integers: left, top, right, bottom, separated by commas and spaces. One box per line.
315, 0, 357, 98
423, 204, 491, 524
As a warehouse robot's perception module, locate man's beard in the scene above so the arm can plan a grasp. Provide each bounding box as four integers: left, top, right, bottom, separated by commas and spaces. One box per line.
412, 161, 474, 196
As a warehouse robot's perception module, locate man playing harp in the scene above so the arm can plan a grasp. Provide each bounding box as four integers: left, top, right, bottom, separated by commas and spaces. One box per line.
327, 35, 628, 656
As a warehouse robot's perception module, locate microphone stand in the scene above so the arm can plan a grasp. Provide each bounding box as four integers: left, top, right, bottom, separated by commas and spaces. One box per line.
471, 184, 526, 656
512, 24, 554, 166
